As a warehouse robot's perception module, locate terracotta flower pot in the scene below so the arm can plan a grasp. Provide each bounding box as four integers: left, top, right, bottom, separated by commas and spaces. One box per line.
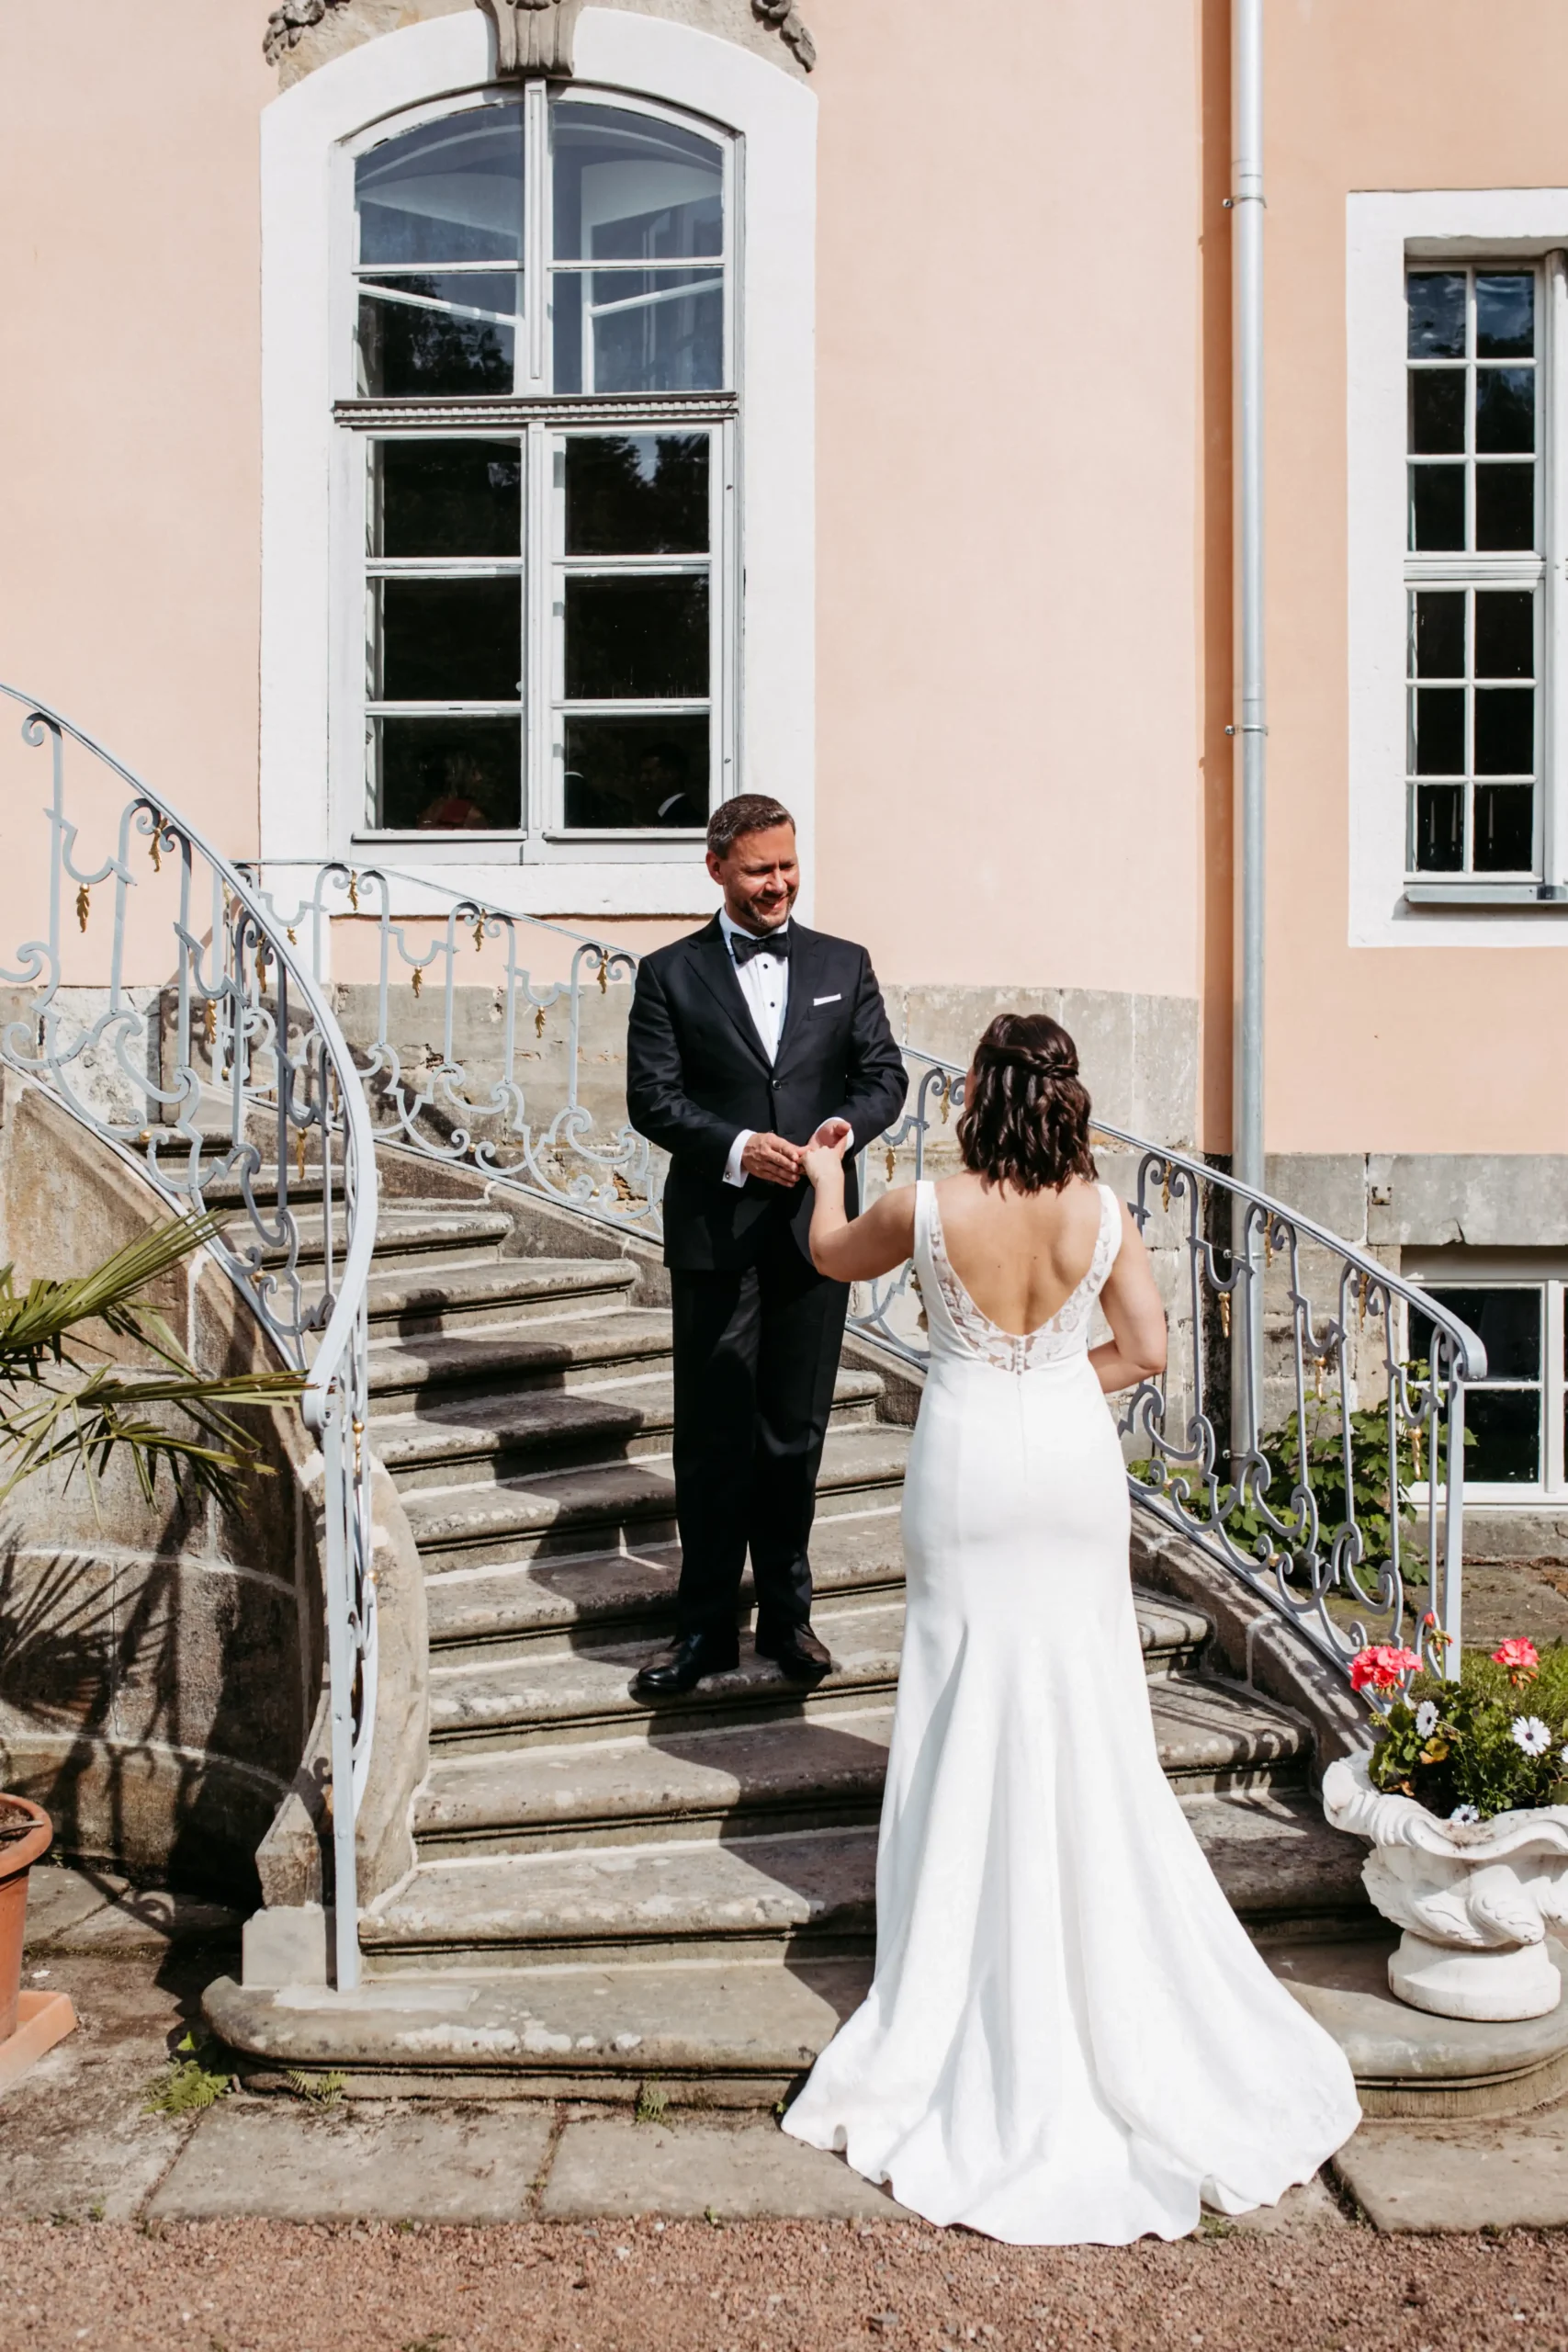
0, 1795, 52, 2042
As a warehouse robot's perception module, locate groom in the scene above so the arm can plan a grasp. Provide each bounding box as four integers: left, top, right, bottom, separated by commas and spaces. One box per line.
626, 796, 908, 1697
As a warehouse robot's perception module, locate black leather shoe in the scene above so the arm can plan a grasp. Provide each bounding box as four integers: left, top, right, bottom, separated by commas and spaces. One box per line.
755, 1624, 832, 1684
631, 1631, 739, 1702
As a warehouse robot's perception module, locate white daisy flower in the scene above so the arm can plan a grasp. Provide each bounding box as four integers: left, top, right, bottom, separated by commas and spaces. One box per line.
1450, 1804, 1482, 1825
1562, 1747, 1568, 1771
1512, 1716, 1552, 1757
1415, 1700, 1439, 1738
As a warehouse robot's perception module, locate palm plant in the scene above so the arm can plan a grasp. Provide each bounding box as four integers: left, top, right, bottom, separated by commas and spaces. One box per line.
0, 1209, 303, 1510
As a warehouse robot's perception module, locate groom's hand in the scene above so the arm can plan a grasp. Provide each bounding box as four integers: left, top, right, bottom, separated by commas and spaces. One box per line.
740, 1131, 805, 1186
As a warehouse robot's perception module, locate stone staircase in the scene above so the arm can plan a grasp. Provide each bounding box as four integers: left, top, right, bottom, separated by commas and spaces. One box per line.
209, 1164, 1377, 2098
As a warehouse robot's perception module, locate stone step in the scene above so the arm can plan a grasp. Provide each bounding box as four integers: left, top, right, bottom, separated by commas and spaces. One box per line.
206, 1956, 874, 2107
400, 1426, 913, 1574
361, 1825, 878, 1969
367, 1255, 639, 1337
278, 1204, 514, 1273
366, 1307, 676, 1409
361, 1782, 1368, 1972
376, 1365, 885, 1493
205, 1164, 329, 1208
422, 1520, 1206, 1670
413, 1677, 1308, 1857
423, 1513, 908, 1662
427, 1598, 907, 1751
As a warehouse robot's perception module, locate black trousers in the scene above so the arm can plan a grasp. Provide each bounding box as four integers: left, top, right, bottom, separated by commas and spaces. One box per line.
670, 1223, 850, 1645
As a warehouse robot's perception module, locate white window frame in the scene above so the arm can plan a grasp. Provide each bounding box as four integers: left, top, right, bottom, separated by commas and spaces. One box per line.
260, 8, 816, 926
1348, 188, 1568, 946
339, 83, 738, 855
1402, 1250, 1568, 1504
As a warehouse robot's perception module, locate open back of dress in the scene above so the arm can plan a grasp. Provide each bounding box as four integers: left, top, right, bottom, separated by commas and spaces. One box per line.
783, 1180, 1359, 2245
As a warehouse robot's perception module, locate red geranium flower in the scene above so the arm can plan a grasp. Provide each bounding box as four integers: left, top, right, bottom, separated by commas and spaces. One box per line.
1492, 1637, 1540, 1680
1350, 1644, 1423, 1694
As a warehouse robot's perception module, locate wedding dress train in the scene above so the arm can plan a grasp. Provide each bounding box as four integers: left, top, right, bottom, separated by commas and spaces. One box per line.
783, 1181, 1360, 2245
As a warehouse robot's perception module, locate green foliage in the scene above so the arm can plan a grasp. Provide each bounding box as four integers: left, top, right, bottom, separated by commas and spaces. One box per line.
634, 2075, 669, 2125
284, 2067, 345, 2105
0, 1211, 302, 1514
1368, 1645, 1568, 1821
142, 2030, 233, 2115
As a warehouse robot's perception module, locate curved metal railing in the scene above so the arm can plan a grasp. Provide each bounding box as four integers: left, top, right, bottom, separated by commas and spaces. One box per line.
248, 862, 1483, 1685
0, 685, 379, 1990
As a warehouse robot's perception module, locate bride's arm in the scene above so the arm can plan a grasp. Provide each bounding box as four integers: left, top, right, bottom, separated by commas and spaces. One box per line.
1089, 1204, 1168, 1393
802, 1131, 918, 1281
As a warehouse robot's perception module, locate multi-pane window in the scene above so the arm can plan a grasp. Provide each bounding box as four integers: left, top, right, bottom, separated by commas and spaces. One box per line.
1409, 1281, 1568, 1494
344, 91, 733, 844
1405, 267, 1542, 879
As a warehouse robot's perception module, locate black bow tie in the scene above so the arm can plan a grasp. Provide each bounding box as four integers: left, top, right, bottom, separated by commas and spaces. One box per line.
729, 925, 791, 966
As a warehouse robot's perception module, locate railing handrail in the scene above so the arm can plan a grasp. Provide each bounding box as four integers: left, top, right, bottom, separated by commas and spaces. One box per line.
0, 684, 381, 1414
248, 854, 1488, 1391
0, 682, 380, 1994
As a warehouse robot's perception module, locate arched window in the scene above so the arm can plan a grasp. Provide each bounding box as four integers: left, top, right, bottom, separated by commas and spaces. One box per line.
343, 87, 735, 846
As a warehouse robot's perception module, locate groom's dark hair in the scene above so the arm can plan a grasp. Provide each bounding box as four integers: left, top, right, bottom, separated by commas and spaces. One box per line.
707, 795, 795, 859
958, 1013, 1097, 1193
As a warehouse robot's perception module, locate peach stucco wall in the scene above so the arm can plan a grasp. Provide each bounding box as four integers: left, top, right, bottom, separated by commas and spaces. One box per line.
808, 0, 1204, 1007
0, 5, 273, 848
1263, 0, 1568, 1154
4, 0, 1562, 1158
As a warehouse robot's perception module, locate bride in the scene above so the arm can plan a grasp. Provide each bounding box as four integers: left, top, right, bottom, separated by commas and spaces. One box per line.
782, 1013, 1360, 2245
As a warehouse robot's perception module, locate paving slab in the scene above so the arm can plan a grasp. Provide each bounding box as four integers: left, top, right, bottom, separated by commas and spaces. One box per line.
0, 1949, 201, 2222
1333, 2098, 1568, 2233
50, 1886, 243, 1952
22, 1865, 126, 1949
540, 2115, 910, 2222
148, 2098, 554, 2222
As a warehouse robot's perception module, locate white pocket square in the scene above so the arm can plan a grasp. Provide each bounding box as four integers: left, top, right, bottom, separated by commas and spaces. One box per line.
813, 993, 842, 1006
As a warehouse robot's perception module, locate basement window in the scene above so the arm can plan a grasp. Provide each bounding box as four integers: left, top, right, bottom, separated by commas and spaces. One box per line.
1404, 1254, 1568, 1498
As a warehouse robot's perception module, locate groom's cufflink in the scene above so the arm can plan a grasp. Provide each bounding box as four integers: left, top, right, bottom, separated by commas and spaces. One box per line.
813, 993, 842, 1006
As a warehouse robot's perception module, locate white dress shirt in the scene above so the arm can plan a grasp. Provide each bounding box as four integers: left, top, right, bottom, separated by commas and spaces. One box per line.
719, 907, 790, 1187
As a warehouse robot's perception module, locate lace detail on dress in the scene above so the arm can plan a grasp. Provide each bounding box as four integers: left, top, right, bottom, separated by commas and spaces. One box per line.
925, 1183, 1122, 1373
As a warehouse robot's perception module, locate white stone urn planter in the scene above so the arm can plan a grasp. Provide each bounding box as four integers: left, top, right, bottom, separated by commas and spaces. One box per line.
1322, 1753, 1568, 2022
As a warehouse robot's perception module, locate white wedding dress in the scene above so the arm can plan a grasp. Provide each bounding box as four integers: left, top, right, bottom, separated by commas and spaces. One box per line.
784, 1180, 1360, 2245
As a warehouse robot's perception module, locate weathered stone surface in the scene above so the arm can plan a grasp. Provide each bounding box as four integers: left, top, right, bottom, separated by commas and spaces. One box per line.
1273, 1935, 1568, 2117
428, 1598, 906, 1747
541, 2117, 908, 2221
22, 1862, 128, 1948
404, 1425, 908, 1572
149, 2100, 552, 2222
1181, 1789, 1370, 1929
1369, 1153, 1568, 1249
365, 1824, 880, 1961
207, 1956, 871, 2089
1332, 2099, 1568, 2232
378, 1362, 880, 1491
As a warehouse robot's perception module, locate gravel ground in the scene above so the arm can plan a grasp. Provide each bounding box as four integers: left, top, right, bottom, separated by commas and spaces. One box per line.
1, 2216, 1566, 2352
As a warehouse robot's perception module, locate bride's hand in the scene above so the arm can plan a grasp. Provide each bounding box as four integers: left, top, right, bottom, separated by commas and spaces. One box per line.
801, 1122, 853, 1187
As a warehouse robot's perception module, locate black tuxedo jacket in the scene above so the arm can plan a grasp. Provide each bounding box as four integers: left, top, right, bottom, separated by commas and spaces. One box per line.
626, 916, 908, 1272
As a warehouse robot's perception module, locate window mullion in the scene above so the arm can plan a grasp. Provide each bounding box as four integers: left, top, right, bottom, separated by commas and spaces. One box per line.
523, 420, 552, 849
524, 78, 549, 393
1545, 251, 1568, 891
1547, 1282, 1567, 1495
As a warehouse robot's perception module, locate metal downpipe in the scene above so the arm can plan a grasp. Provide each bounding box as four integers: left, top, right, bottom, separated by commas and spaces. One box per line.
1230, 0, 1268, 1462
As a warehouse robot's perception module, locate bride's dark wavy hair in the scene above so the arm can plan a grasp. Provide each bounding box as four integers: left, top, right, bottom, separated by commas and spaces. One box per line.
956, 1013, 1097, 1193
